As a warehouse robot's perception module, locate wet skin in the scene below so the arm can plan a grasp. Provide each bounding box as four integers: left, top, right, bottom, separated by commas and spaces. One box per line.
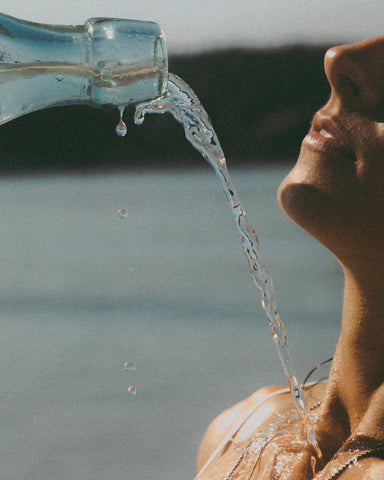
197, 36, 384, 479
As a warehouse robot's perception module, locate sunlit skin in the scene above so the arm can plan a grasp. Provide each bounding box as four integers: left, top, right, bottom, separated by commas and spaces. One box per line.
197, 36, 384, 479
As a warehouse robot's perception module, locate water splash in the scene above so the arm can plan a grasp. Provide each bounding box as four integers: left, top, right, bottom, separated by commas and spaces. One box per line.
134, 73, 322, 469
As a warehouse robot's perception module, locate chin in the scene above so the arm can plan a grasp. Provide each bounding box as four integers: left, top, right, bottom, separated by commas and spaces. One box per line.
277, 146, 363, 258
278, 175, 332, 242
278, 146, 333, 227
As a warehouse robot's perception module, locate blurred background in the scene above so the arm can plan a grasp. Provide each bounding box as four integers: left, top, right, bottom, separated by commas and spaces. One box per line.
1, 0, 384, 171
0, 1, 381, 480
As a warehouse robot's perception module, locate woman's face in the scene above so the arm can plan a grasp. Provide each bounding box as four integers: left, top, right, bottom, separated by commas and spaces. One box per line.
278, 36, 384, 265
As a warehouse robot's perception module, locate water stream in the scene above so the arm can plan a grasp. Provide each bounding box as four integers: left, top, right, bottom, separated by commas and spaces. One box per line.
133, 73, 322, 473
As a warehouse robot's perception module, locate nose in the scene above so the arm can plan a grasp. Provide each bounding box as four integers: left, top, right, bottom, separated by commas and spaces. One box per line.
324, 36, 384, 116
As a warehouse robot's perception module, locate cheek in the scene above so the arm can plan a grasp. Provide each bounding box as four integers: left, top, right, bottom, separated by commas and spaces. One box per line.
359, 161, 384, 234
356, 130, 384, 222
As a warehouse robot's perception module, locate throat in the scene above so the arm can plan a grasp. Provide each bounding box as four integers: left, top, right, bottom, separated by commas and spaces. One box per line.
339, 266, 384, 399
316, 263, 384, 454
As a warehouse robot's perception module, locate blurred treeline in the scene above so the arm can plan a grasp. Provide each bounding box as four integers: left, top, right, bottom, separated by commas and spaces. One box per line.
0, 45, 332, 173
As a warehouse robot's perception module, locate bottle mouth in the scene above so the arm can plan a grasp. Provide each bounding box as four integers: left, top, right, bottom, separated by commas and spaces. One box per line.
85, 17, 169, 106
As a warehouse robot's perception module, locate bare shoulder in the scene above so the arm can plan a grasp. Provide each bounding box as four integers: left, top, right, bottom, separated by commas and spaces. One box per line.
336, 456, 384, 479
197, 384, 290, 472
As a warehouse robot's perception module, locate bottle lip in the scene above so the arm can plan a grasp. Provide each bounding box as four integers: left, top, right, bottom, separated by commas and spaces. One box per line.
84, 17, 168, 105
85, 17, 164, 38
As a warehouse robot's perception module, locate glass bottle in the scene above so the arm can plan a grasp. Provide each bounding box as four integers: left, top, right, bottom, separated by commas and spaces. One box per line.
0, 12, 168, 125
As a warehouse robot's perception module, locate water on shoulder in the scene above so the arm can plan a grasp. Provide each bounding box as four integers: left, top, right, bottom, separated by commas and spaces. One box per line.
200, 408, 319, 480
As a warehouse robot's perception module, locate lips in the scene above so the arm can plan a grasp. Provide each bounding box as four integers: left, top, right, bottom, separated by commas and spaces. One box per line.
303, 113, 353, 155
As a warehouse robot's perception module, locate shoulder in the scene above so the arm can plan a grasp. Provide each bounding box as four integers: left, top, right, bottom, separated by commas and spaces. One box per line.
196, 384, 290, 472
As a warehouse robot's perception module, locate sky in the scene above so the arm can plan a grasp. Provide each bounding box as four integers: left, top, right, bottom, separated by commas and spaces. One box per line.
2, 0, 384, 54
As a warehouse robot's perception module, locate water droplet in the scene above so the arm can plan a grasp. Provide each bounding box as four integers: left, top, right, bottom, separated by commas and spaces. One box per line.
115, 106, 127, 136
124, 361, 136, 371
55, 73, 65, 82
116, 120, 127, 137
127, 385, 137, 396
117, 209, 128, 219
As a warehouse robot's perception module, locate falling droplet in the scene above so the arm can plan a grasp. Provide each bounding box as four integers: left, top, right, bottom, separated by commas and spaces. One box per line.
124, 361, 136, 371
115, 106, 127, 136
117, 208, 128, 219
127, 385, 137, 396
116, 120, 127, 137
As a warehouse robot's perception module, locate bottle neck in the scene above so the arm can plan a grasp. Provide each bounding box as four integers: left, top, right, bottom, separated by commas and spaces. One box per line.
0, 13, 168, 125
0, 13, 92, 124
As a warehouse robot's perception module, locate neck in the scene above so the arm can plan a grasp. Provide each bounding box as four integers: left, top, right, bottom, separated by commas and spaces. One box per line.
336, 265, 384, 418
316, 255, 384, 457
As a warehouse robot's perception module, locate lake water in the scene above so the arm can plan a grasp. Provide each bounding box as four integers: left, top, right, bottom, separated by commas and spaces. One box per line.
0, 165, 343, 480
